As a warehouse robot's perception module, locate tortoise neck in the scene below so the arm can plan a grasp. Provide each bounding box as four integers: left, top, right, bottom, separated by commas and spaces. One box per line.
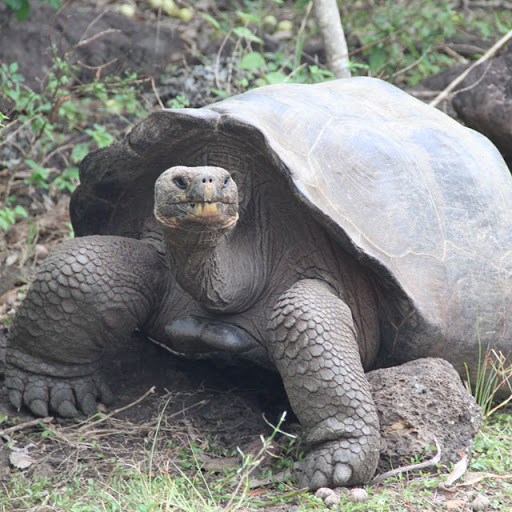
162, 225, 263, 313
163, 225, 228, 252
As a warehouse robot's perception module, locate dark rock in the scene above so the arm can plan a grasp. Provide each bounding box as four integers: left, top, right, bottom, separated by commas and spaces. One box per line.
368, 358, 483, 473
420, 48, 512, 169
450, 49, 512, 168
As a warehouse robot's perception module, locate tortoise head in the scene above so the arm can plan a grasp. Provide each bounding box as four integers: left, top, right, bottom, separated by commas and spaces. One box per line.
154, 166, 239, 238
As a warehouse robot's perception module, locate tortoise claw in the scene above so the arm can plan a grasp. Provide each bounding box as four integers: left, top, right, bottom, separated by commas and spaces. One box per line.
55, 400, 79, 418
8, 389, 23, 411
28, 398, 49, 418
23, 378, 49, 413
301, 438, 375, 490
78, 391, 98, 417
96, 378, 114, 406
5, 362, 111, 418
334, 463, 353, 487
50, 385, 78, 418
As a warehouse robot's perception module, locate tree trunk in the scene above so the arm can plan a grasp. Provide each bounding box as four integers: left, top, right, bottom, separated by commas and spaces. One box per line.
312, 0, 351, 79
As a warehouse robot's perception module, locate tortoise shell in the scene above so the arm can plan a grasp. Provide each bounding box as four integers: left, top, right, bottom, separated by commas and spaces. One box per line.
71, 77, 512, 373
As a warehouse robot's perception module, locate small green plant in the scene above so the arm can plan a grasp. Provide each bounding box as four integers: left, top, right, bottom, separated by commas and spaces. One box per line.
345, 0, 462, 84
85, 124, 115, 149
0, 52, 149, 205
200, 1, 336, 97
53, 167, 79, 193
465, 332, 512, 417
169, 95, 191, 109
224, 411, 296, 509
0, 196, 28, 231
2, 0, 61, 20
25, 160, 50, 190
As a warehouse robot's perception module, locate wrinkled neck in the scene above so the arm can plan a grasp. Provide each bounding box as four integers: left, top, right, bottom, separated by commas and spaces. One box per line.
163, 225, 261, 313
163, 225, 228, 253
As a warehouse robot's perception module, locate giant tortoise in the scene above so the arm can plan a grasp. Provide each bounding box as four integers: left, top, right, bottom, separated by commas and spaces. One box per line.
6, 77, 512, 489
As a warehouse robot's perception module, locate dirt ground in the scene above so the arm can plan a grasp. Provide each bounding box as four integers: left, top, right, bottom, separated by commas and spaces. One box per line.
0, 323, 296, 485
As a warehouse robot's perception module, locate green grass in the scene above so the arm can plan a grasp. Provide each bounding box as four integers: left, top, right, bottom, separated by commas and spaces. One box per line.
2, 408, 511, 511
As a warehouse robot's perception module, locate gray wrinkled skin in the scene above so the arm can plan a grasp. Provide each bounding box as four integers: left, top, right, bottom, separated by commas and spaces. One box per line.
6, 77, 512, 490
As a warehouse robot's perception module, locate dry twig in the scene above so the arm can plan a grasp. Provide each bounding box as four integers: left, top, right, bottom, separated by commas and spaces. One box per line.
448, 471, 512, 489
371, 438, 442, 485
0, 417, 53, 437
69, 386, 157, 431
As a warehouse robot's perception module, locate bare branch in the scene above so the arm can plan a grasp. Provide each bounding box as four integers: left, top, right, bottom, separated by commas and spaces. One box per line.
74, 29, 123, 50
312, 0, 351, 78
68, 386, 157, 431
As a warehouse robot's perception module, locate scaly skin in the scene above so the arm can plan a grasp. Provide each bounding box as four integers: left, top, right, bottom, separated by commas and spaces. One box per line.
6, 235, 169, 417
8, 165, 381, 490
268, 279, 380, 489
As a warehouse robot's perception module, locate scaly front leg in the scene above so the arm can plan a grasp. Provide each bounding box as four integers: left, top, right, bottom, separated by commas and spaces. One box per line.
268, 279, 380, 489
6, 236, 169, 417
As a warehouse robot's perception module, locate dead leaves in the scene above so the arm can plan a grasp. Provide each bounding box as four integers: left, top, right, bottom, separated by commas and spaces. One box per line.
441, 451, 469, 488
9, 450, 36, 470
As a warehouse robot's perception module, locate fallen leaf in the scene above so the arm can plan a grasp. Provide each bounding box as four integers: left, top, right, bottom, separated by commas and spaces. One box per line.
444, 498, 467, 510
442, 452, 468, 487
9, 451, 36, 470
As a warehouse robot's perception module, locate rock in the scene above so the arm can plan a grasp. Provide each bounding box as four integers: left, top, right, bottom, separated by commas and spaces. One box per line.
349, 487, 369, 503
34, 245, 49, 260
367, 358, 483, 474
450, 49, 512, 168
471, 495, 490, 511
314, 487, 334, 500
419, 48, 512, 168
314, 487, 340, 507
323, 493, 340, 508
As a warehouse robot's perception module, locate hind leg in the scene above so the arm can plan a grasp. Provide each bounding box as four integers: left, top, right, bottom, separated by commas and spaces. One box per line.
6, 235, 169, 417
268, 279, 380, 489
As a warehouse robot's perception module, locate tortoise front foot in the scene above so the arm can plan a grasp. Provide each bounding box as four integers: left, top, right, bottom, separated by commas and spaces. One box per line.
5, 355, 113, 418
269, 279, 380, 490
302, 437, 377, 489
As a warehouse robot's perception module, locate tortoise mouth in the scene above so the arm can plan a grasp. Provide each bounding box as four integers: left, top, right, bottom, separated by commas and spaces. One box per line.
155, 200, 239, 230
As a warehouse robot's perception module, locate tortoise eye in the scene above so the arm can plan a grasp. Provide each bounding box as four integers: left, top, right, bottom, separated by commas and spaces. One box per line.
173, 177, 187, 189
223, 176, 230, 187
